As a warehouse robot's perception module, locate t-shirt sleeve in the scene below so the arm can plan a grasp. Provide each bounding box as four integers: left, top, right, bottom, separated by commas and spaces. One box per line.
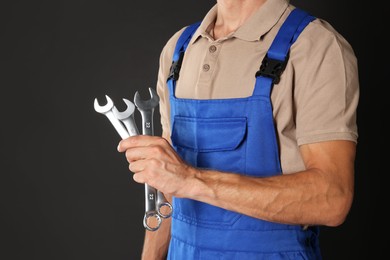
292, 19, 359, 146
156, 27, 187, 143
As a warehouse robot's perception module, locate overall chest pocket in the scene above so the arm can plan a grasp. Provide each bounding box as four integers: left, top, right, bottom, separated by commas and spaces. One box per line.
171, 116, 247, 226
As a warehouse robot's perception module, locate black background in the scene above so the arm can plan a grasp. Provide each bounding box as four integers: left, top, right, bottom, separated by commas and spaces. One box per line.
1, 0, 379, 259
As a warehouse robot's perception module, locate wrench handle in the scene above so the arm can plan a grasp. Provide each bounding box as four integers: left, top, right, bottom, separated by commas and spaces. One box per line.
156, 191, 173, 218
144, 184, 157, 212
140, 110, 154, 136
105, 112, 129, 139
121, 116, 140, 136
139, 109, 173, 219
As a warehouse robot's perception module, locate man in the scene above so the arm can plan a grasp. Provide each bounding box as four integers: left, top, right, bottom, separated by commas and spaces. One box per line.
118, 0, 359, 259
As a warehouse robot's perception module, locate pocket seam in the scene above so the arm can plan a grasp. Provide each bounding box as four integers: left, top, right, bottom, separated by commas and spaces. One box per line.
172, 116, 247, 152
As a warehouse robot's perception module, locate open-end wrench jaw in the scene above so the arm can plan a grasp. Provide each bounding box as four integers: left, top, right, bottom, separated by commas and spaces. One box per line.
112, 98, 136, 120
94, 95, 114, 113
112, 99, 139, 137
133, 87, 160, 109
93, 95, 129, 139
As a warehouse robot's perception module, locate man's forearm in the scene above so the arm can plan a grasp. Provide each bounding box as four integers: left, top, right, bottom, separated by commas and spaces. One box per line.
189, 169, 343, 226
184, 141, 355, 227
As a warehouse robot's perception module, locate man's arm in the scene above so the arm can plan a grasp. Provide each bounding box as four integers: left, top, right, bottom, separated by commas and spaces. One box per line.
190, 140, 355, 226
119, 137, 355, 227
140, 194, 172, 260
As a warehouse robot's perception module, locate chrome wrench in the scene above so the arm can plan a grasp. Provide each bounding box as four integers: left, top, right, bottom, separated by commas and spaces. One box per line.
112, 98, 162, 231
134, 88, 173, 219
93, 95, 129, 139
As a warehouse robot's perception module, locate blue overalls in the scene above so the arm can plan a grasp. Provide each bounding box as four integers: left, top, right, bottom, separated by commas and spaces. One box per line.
166, 8, 322, 260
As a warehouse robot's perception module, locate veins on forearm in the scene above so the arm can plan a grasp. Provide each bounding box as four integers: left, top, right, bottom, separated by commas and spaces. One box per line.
189, 169, 334, 226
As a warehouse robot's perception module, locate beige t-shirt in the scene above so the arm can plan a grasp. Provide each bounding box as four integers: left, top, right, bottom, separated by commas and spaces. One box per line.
156, 0, 359, 174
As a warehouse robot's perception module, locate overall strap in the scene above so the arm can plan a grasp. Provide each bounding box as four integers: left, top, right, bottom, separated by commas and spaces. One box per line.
253, 8, 315, 97
168, 21, 201, 83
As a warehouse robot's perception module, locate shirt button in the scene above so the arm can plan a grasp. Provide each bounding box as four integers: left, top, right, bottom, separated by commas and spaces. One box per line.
209, 45, 217, 53
203, 64, 210, 71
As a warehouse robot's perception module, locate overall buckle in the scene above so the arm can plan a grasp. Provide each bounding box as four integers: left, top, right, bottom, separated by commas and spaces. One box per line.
255, 54, 288, 84
168, 52, 185, 81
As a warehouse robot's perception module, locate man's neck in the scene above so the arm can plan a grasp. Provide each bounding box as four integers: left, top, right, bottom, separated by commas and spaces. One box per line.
213, 0, 267, 39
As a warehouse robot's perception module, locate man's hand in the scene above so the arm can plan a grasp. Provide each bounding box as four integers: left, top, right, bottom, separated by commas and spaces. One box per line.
117, 135, 197, 198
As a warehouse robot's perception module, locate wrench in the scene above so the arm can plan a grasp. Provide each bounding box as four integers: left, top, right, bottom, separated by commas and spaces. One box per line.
93, 95, 129, 139
112, 98, 162, 231
112, 99, 139, 136
134, 87, 173, 219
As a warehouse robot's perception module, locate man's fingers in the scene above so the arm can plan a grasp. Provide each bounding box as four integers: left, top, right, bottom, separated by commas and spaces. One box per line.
124, 146, 154, 162
117, 135, 167, 152
133, 173, 145, 184
129, 160, 144, 173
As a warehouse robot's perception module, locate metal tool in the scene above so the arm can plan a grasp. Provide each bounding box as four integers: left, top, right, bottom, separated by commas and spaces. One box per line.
134, 88, 173, 219
112, 98, 162, 231
93, 95, 129, 139
112, 99, 140, 137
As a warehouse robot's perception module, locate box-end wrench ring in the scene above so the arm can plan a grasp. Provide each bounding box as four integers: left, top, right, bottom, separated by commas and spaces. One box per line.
112, 98, 162, 231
